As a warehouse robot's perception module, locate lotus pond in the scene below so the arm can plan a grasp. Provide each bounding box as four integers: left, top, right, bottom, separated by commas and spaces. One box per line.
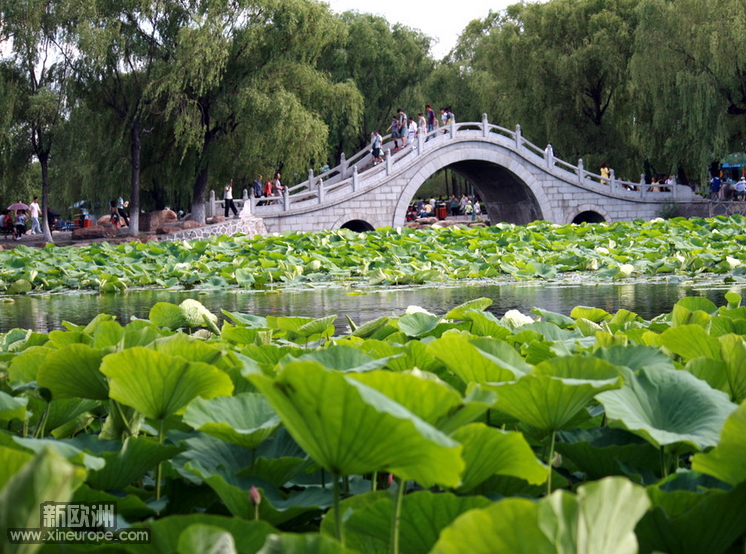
1, 216, 746, 553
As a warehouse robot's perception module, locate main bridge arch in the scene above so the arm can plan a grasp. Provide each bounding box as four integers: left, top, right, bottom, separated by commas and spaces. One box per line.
393, 142, 551, 226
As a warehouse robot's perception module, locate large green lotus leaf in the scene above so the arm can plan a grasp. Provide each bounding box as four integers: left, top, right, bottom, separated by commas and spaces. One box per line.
430, 497, 553, 554
246, 361, 464, 487
7, 345, 52, 387
692, 400, 746, 485
397, 312, 441, 337
451, 423, 547, 491
149, 301, 188, 330
150, 334, 235, 371
0, 448, 86, 550
531, 308, 576, 328
635, 474, 746, 554
257, 533, 357, 554
350, 315, 391, 338
0, 445, 32, 490
435, 386, 496, 434
125, 515, 273, 554
593, 344, 675, 372
672, 297, 718, 327
598, 367, 737, 450
36, 344, 109, 400
44, 398, 99, 434
539, 477, 650, 554
347, 370, 462, 425
177, 524, 237, 554
289, 345, 389, 372
13, 437, 105, 471
171, 432, 255, 485
685, 358, 730, 396
660, 324, 721, 361
86, 437, 182, 491
91, 320, 125, 350
570, 306, 610, 322
427, 333, 531, 384
555, 428, 660, 480
183, 393, 280, 449
459, 311, 513, 339
718, 334, 746, 402
322, 490, 491, 554
0, 391, 27, 423
485, 356, 623, 432
444, 297, 493, 320
296, 315, 338, 338
101, 347, 234, 420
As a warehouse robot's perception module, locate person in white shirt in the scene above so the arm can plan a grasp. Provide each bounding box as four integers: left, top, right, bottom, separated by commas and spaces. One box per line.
29, 197, 42, 234
224, 179, 238, 218
736, 177, 746, 201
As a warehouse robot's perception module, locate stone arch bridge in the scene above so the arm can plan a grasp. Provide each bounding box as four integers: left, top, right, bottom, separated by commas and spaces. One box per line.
207, 115, 705, 233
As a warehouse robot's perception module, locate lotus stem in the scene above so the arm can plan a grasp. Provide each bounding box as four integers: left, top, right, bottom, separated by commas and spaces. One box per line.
390, 477, 406, 554
156, 419, 164, 502
35, 405, 49, 439
546, 430, 556, 495
332, 472, 343, 544
372, 471, 378, 492
660, 446, 668, 478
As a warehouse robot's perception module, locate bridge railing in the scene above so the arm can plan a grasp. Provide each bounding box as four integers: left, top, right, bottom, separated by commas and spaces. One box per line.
217, 115, 695, 218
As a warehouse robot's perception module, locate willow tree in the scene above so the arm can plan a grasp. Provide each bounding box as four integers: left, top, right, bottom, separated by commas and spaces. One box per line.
152, 0, 362, 223
631, 0, 746, 179
318, 11, 433, 154
0, 0, 78, 243
472, 0, 639, 176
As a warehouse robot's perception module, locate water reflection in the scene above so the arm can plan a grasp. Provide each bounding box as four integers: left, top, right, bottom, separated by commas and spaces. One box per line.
2, 280, 744, 334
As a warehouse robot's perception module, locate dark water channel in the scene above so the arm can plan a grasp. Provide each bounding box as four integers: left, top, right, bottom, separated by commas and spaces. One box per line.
1, 279, 744, 334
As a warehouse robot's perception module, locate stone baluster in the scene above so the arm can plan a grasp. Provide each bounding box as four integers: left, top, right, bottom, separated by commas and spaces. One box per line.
417, 131, 424, 154
545, 144, 554, 169
610, 169, 617, 191
577, 158, 585, 184
340, 152, 348, 180
482, 113, 489, 138
308, 169, 315, 191
208, 189, 216, 218
449, 117, 456, 139
318, 178, 325, 204
283, 186, 290, 211
515, 124, 522, 150
240, 188, 252, 217
385, 148, 392, 175
640, 174, 647, 198
352, 165, 358, 192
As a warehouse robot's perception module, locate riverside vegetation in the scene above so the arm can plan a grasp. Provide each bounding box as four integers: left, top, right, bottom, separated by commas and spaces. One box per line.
1, 216, 746, 553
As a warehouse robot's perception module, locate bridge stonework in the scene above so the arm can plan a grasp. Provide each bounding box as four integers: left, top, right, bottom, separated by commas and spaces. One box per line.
209, 118, 706, 233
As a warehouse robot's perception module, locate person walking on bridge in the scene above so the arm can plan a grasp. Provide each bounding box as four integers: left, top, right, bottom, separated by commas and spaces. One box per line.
224, 179, 239, 218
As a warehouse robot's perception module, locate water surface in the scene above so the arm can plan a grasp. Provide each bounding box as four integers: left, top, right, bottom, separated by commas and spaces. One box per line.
2, 278, 743, 333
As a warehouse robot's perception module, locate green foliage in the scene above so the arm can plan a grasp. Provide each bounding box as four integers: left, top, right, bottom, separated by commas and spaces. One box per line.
1, 292, 746, 551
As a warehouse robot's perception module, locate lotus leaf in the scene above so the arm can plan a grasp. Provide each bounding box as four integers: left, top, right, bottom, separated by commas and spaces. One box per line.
257, 533, 357, 554
183, 393, 280, 449
0, 448, 86, 539
322, 490, 491, 554
692, 399, 746, 485
101, 347, 234, 420
246, 361, 464, 487
451, 423, 547, 491
36, 344, 109, 400
0, 391, 27, 423
598, 367, 737, 450
485, 356, 623, 432
176, 524, 237, 554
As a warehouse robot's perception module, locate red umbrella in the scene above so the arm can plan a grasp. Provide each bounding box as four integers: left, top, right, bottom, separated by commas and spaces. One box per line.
7, 202, 29, 211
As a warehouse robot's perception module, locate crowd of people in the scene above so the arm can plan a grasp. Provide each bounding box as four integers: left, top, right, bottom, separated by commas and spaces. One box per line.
0, 197, 41, 240
709, 174, 746, 200
407, 194, 482, 221
374, 105, 455, 162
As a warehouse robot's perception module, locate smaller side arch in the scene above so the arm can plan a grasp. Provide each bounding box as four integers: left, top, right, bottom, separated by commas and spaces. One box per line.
567, 204, 611, 224
331, 212, 381, 231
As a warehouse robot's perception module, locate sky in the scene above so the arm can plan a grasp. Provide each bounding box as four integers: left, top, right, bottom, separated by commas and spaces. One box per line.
324, 0, 511, 59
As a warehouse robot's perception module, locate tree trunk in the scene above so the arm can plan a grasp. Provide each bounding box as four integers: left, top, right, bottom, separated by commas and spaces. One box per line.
129, 116, 142, 237
191, 164, 209, 224
39, 149, 54, 244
